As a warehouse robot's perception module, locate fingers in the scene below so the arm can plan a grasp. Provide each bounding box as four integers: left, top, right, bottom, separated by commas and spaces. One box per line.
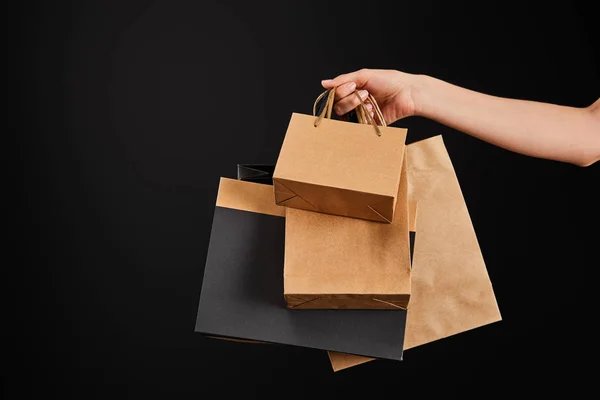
320, 69, 375, 119
362, 103, 375, 120
321, 68, 371, 90
334, 89, 370, 116
333, 81, 356, 100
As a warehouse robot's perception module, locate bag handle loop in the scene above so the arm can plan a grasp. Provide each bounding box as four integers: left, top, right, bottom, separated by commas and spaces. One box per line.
312, 87, 386, 136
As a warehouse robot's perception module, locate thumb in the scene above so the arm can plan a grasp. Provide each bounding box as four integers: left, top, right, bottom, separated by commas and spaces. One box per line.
321, 69, 370, 89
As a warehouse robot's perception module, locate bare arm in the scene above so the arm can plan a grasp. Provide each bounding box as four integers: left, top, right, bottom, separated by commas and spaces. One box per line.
413, 75, 600, 166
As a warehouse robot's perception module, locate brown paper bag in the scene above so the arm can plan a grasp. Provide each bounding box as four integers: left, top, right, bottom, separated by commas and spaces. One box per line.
283, 150, 412, 309
273, 88, 408, 223
328, 135, 502, 370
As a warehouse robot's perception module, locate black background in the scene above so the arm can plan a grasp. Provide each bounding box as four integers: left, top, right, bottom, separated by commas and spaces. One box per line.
12, 0, 599, 397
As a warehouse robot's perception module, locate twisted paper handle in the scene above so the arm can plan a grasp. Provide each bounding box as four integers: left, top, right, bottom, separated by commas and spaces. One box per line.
312, 87, 386, 136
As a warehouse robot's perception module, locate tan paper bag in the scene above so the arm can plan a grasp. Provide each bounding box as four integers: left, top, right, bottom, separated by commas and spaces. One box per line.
283, 150, 412, 309
328, 135, 502, 370
273, 88, 408, 223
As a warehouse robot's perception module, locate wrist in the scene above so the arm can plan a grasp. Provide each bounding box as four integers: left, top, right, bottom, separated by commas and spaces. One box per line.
408, 73, 436, 118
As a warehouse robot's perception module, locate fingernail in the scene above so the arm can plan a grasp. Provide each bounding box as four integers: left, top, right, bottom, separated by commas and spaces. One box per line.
365, 103, 373, 110
359, 90, 368, 99
346, 82, 356, 91
321, 79, 333, 85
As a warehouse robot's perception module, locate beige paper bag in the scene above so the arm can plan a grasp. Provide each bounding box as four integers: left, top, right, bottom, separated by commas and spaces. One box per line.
283, 150, 412, 309
328, 135, 502, 370
273, 88, 408, 223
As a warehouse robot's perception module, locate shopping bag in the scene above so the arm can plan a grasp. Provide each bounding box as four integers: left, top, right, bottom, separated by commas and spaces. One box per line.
284, 150, 414, 309
194, 177, 409, 361
328, 135, 502, 370
273, 88, 408, 222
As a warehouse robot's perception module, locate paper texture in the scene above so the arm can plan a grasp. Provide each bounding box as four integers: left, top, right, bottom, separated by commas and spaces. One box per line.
408, 200, 417, 232
283, 152, 411, 309
217, 178, 285, 217
328, 135, 502, 371
273, 113, 407, 222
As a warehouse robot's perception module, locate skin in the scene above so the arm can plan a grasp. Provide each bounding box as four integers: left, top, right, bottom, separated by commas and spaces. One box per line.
322, 69, 600, 167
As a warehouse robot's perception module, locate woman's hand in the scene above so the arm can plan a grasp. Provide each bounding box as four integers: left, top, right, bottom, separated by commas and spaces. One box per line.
325, 69, 600, 166
321, 69, 422, 125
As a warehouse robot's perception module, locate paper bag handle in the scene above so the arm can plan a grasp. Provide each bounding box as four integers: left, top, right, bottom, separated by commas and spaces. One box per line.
312, 87, 387, 136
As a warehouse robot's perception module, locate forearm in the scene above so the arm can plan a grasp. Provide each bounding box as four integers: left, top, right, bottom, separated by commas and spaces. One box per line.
412, 75, 600, 166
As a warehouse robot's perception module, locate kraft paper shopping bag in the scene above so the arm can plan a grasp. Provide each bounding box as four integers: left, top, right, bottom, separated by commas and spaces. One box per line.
273, 88, 408, 223
328, 135, 501, 370
283, 150, 412, 309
